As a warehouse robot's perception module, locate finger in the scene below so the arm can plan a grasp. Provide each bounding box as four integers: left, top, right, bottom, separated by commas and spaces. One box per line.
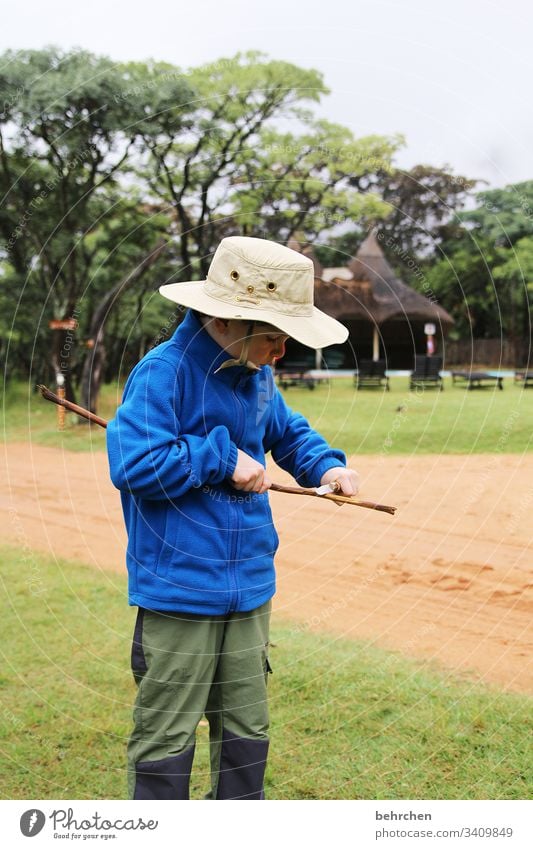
254, 470, 267, 493
338, 479, 355, 496
258, 475, 272, 494
245, 470, 264, 492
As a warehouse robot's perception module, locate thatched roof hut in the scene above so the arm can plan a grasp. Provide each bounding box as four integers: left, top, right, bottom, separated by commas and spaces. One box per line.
284, 232, 453, 369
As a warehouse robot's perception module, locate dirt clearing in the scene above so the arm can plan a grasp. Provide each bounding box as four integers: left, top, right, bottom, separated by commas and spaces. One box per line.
2, 443, 531, 693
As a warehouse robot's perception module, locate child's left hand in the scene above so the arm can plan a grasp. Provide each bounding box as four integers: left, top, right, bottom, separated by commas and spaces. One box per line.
320, 466, 360, 496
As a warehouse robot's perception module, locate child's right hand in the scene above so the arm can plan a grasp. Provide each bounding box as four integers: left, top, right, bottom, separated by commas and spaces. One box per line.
230, 449, 272, 494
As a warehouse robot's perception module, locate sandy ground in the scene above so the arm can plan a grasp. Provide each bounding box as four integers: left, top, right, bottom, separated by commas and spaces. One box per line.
2, 443, 532, 694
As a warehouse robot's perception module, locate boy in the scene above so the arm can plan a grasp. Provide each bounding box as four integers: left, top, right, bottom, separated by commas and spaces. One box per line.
106, 236, 359, 800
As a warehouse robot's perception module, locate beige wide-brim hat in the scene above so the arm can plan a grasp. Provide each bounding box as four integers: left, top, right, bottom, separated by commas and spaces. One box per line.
159, 236, 348, 349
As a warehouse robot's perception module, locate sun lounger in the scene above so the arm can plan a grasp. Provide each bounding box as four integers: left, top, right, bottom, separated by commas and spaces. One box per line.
410, 356, 443, 390
353, 359, 390, 390
452, 371, 504, 390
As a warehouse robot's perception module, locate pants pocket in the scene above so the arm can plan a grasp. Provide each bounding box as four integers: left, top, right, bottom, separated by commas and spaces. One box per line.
263, 642, 273, 682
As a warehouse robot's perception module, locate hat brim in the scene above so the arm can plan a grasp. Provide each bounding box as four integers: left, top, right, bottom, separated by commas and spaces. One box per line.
159, 280, 348, 349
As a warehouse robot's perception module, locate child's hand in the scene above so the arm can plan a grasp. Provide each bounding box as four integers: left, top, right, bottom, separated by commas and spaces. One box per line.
231, 449, 272, 494
320, 466, 360, 496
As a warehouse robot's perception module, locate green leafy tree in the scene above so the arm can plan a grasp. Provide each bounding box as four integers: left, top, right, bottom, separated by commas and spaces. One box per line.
230, 120, 399, 242
423, 238, 500, 339
0, 46, 192, 407
493, 236, 533, 349
139, 53, 399, 276
377, 164, 478, 258
425, 183, 533, 359
457, 181, 533, 246
314, 164, 478, 278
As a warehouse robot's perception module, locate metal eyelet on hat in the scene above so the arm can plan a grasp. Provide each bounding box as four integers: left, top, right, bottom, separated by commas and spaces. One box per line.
247, 285, 255, 293
267, 281, 277, 292
230, 269, 240, 281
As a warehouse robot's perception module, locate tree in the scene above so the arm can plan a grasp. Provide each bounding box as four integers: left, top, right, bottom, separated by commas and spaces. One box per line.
313, 164, 478, 279
376, 164, 478, 258
423, 238, 500, 339
493, 236, 533, 352
0, 46, 192, 407
423, 231, 532, 364
427, 182, 533, 358
229, 120, 399, 243
457, 181, 533, 246
138, 52, 399, 276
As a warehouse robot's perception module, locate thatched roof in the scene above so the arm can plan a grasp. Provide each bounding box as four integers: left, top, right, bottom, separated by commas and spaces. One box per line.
312, 231, 453, 327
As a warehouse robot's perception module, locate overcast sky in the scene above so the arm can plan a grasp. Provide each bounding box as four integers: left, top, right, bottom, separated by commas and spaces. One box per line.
3, 0, 532, 189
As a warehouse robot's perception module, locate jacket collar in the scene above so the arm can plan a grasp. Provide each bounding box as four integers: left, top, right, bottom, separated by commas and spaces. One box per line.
170, 309, 265, 385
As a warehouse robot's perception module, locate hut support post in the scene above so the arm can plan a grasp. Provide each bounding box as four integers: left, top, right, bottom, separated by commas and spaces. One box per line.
315, 348, 322, 369
372, 326, 380, 361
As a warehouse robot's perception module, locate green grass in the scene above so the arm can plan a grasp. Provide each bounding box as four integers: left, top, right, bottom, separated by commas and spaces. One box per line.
3, 376, 532, 454
1, 544, 531, 800
1, 381, 119, 452
285, 377, 533, 455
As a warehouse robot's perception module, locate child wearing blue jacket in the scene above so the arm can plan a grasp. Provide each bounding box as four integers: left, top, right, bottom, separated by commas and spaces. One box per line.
106, 236, 359, 799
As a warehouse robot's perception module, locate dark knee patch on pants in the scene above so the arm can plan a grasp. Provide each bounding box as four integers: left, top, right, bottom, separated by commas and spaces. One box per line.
216, 728, 269, 800
134, 746, 195, 800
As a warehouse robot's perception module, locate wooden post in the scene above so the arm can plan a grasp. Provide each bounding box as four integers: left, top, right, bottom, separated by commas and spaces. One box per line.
56, 373, 65, 431
372, 326, 380, 362
49, 318, 78, 421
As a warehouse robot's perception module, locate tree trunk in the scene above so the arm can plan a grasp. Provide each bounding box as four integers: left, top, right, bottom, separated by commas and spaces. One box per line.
79, 240, 167, 414
78, 328, 106, 417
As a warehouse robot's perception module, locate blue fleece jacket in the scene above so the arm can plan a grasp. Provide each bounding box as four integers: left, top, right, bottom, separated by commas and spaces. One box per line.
106, 309, 346, 614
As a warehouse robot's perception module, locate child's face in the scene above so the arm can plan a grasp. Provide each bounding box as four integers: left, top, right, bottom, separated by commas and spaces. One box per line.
226, 321, 289, 367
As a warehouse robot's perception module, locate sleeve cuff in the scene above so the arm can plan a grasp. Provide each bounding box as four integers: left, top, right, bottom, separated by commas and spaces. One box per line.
223, 440, 239, 480
306, 455, 346, 488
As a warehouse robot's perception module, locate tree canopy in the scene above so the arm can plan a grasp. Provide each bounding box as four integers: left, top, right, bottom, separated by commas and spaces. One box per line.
1, 47, 404, 407
2, 47, 529, 404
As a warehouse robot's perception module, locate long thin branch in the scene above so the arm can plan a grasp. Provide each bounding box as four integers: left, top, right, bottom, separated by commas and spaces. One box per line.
36, 386, 397, 516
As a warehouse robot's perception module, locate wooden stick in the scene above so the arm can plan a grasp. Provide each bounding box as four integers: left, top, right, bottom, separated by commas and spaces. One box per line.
269, 482, 396, 515
37, 385, 396, 515
37, 385, 108, 428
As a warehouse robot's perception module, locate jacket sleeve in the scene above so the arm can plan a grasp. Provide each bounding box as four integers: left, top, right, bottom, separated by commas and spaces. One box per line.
106, 357, 238, 500
263, 371, 346, 488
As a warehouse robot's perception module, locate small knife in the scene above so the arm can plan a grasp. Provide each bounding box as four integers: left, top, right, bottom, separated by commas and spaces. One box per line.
314, 482, 341, 496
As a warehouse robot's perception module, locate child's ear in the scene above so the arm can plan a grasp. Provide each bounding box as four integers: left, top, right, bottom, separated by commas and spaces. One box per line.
213, 317, 230, 334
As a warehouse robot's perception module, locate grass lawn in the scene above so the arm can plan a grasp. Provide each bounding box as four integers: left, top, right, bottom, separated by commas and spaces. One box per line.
0, 544, 531, 800
2, 376, 532, 455
281, 376, 533, 455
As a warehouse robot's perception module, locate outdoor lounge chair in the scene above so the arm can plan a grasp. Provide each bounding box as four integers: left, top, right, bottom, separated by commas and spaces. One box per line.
277, 362, 316, 390
452, 371, 504, 390
353, 359, 389, 390
409, 355, 443, 390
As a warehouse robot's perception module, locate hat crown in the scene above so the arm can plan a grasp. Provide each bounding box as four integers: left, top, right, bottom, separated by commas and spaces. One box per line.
206, 236, 314, 315
158, 235, 349, 348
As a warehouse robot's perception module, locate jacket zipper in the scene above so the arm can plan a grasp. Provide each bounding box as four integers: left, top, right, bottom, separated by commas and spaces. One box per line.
227, 499, 241, 612
227, 373, 247, 611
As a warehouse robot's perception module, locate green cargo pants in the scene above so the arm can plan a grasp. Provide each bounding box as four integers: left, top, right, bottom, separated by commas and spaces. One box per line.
127, 600, 272, 800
